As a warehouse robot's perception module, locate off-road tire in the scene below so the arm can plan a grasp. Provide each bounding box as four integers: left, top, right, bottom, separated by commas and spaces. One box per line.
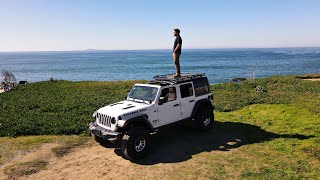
195, 107, 214, 130
121, 126, 150, 160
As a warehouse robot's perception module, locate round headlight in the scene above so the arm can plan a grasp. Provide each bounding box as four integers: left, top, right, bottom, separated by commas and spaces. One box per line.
111, 117, 116, 124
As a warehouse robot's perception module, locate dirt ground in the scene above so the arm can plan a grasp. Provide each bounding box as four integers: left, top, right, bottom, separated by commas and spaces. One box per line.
0, 124, 238, 179
20, 141, 159, 180
0, 122, 299, 179
1, 139, 147, 180
303, 78, 320, 81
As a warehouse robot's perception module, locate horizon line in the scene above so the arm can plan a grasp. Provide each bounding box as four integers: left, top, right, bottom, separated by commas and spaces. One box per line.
1, 46, 320, 53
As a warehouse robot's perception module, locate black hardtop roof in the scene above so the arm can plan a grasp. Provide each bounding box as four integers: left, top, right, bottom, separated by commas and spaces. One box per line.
148, 73, 207, 85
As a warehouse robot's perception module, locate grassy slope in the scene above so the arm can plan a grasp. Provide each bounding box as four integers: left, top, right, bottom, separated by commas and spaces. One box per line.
213, 104, 319, 178
213, 75, 320, 114
0, 75, 319, 178
0, 80, 145, 136
208, 75, 320, 178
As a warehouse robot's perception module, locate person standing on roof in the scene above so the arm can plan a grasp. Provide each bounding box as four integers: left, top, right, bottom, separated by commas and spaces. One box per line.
173, 28, 182, 78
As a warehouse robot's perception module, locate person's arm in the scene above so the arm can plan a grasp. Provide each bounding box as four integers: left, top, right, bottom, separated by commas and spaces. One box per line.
173, 44, 181, 54
173, 37, 182, 54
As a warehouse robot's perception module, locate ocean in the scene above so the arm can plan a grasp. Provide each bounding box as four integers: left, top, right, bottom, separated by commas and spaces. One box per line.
0, 48, 319, 84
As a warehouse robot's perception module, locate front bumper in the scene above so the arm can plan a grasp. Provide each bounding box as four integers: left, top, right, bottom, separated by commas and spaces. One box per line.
89, 122, 122, 142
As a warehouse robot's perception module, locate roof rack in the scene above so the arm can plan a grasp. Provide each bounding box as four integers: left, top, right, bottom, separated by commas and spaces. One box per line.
149, 73, 206, 85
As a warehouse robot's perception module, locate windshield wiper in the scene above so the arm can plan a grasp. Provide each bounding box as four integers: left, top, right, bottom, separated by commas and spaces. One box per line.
128, 97, 137, 102
142, 99, 153, 104
128, 97, 152, 104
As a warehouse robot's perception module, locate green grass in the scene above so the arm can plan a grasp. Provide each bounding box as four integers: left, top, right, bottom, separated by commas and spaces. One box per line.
216, 104, 319, 136
167, 103, 319, 179
0, 75, 319, 137
208, 76, 320, 178
208, 104, 320, 179
0, 74, 319, 178
212, 75, 320, 114
0, 80, 145, 136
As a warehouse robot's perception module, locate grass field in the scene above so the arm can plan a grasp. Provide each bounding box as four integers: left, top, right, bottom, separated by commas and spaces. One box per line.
0, 75, 319, 178
0, 80, 145, 136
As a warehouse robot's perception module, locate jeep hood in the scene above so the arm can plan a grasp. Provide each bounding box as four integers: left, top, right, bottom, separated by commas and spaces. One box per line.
97, 100, 150, 117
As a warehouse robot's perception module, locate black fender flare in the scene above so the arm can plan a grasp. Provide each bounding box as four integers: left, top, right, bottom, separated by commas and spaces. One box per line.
123, 115, 154, 130
191, 99, 213, 118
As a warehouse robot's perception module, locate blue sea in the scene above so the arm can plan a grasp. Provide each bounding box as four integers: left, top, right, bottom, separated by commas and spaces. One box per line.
0, 48, 319, 84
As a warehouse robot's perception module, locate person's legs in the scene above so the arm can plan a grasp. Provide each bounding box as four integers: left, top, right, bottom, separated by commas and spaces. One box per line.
173, 54, 181, 77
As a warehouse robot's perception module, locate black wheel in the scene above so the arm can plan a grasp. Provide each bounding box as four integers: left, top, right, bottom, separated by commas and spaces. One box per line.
121, 127, 150, 160
195, 107, 214, 130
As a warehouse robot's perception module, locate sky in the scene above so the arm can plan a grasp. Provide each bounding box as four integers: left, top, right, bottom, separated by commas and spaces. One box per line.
0, 0, 320, 51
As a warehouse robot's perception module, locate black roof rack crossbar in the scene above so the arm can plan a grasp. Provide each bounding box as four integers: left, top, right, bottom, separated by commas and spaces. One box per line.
153, 73, 204, 79
149, 73, 206, 85
148, 80, 175, 85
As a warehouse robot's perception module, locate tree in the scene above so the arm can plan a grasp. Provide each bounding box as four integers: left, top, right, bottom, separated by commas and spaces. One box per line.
1, 69, 16, 83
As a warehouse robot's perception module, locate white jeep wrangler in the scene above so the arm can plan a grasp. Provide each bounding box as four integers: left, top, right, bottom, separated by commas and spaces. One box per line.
89, 73, 214, 160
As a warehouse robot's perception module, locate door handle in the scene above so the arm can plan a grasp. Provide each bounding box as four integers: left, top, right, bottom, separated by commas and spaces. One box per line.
173, 104, 180, 107
189, 100, 195, 102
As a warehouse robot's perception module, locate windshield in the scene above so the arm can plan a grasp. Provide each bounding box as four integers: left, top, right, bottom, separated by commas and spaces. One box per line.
128, 85, 159, 102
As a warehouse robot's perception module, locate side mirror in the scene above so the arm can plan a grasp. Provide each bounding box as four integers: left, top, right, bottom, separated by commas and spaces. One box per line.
158, 96, 166, 105
124, 96, 127, 100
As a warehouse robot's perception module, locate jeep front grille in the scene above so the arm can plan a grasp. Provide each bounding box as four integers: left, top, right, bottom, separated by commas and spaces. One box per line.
96, 113, 113, 128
